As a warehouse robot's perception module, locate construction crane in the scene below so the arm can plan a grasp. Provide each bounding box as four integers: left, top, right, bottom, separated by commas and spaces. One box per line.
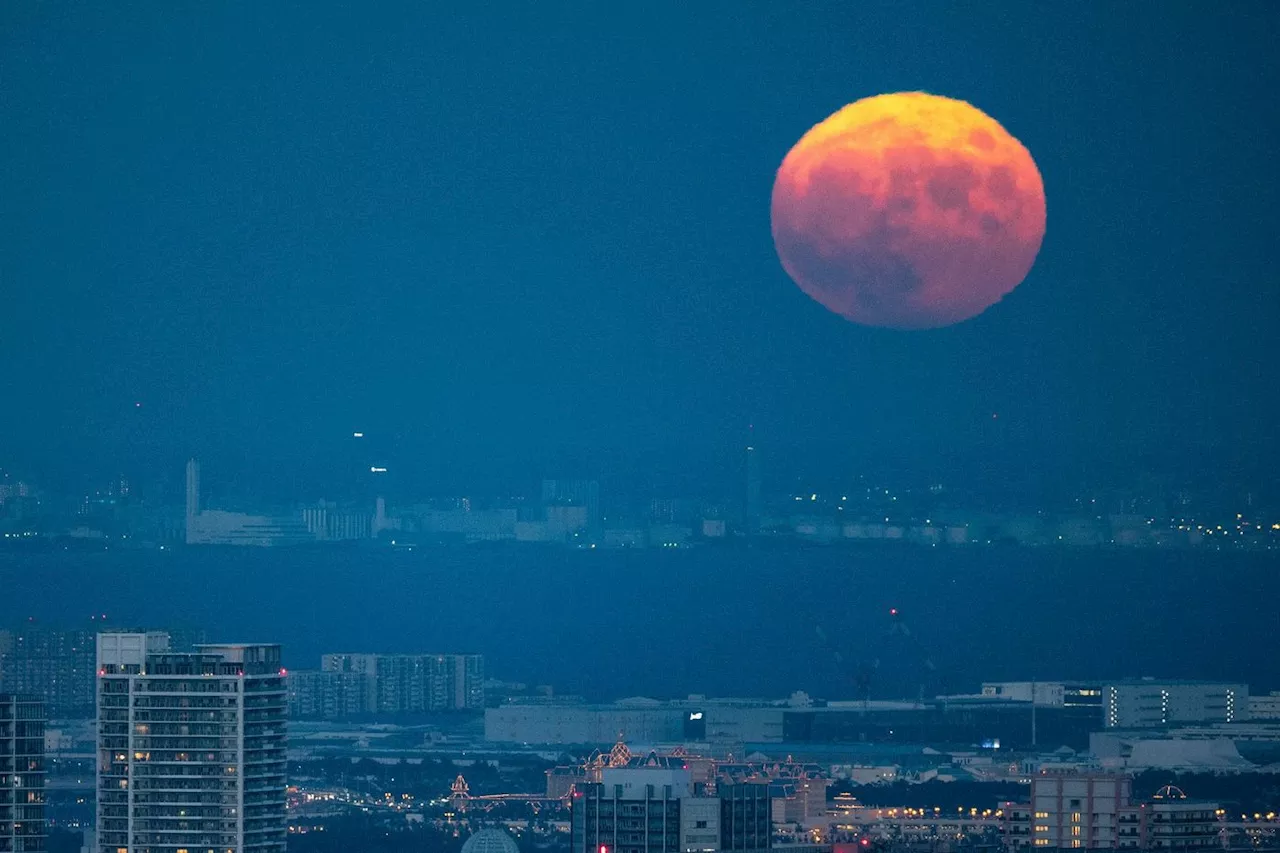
815, 607, 940, 708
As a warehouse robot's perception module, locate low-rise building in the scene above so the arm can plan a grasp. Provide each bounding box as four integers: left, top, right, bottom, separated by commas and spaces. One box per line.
1002, 772, 1218, 850
1248, 692, 1280, 721
1104, 680, 1247, 728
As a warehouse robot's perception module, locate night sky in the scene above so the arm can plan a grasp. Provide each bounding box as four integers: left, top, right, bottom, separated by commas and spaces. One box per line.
2, 2, 1277, 495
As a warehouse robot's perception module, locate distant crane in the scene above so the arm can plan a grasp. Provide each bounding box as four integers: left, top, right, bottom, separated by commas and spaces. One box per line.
815, 607, 940, 708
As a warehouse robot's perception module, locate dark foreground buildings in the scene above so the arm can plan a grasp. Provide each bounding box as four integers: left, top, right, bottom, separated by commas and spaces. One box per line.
571, 765, 772, 853
0, 694, 45, 853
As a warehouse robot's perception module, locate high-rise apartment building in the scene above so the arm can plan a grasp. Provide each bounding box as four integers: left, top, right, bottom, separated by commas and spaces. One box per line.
0, 629, 96, 718
96, 633, 287, 853
285, 670, 372, 719
309, 652, 484, 716
0, 627, 206, 720
0, 694, 45, 853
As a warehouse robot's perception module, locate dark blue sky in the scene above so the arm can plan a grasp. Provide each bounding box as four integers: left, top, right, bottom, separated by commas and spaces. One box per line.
2, 2, 1277, 494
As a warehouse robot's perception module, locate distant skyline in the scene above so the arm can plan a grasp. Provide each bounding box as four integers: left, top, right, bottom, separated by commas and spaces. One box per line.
2, 2, 1277, 491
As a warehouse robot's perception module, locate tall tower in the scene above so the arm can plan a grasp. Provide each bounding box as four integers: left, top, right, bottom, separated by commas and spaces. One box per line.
184, 458, 200, 534
96, 633, 288, 853
0, 693, 46, 852
745, 426, 761, 535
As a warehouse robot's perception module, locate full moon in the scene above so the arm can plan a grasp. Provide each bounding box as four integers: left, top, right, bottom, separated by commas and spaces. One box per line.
771, 92, 1046, 329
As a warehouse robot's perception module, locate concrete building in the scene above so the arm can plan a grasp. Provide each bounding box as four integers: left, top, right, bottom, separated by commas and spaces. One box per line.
184, 459, 315, 547
1088, 725, 1273, 771
1003, 772, 1219, 851
1249, 691, 1280, 721
0, 629, 97, 718
0, 694, 45, 853
1028, 771, 1131, 848
96, 633, 287, 853
415, 508, 517, 542
486, 695, 1100, 750
317, 653, 484, 714
1128, 792, 1220, 850
542, 479, 600, 532
286, 670, 373, 719
301, 502, 373, 541
570, 765, 771, 853
981, 682, 1104, 709
1103, 680, 1247, 728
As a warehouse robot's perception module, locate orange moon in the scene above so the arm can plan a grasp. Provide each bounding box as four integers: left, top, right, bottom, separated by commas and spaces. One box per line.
771, 92, 1046, 329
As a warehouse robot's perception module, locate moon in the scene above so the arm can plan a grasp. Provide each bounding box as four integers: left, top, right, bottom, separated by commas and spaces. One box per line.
771, 92, 1046, 329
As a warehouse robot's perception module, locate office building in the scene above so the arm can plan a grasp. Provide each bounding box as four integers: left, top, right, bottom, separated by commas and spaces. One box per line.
0, 694, 45, 853
0, 629, 96, 718
1104, 681, 1247, 728
96, 633, 287, 853
570, 765, 771, 853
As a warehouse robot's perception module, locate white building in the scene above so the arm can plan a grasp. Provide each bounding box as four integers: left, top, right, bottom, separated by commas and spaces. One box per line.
184, 459, 316, 546
96, 633, 287, 853
1103, 680, 1247, 728
981, 681, 1104, 708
